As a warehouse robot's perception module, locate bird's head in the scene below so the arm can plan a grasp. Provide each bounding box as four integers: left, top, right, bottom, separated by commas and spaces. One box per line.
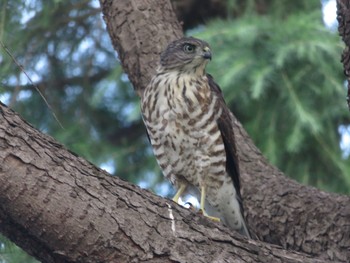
160, 37, 212, 75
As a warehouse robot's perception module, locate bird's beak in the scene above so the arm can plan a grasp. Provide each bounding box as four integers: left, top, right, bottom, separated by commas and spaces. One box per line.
202, 46, 212, 60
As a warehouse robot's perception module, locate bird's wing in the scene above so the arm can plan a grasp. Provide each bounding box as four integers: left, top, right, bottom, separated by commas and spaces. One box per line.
207, 74, 242, 200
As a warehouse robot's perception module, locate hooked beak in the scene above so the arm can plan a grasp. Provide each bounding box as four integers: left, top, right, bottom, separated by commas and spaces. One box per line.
202, 46, 212, 60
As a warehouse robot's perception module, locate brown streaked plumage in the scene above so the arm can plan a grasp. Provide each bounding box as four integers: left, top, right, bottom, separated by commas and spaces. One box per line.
141, 37, 250, 237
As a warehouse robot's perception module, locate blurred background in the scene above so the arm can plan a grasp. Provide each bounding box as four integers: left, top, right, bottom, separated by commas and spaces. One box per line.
0, 0, 349, 262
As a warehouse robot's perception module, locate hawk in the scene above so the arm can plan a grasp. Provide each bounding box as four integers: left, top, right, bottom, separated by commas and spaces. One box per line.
141, 37, 250, 237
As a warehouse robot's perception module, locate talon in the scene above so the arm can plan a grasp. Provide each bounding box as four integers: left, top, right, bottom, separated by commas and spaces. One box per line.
184, 202, 196, 211
199, 209, 221, 222
205, 215, 221, 222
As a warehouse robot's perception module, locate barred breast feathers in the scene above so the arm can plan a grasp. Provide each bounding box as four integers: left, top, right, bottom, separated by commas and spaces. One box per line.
143, 67, 215, 118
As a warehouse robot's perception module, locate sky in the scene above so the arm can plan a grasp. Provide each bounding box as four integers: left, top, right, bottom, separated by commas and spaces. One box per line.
322, 0, 337, 29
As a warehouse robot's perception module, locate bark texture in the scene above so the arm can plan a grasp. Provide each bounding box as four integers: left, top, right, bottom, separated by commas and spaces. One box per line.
101, 0, 182, 97
100, 0, 350, 262
0, 102, 336, 263
337, 0, 350, 110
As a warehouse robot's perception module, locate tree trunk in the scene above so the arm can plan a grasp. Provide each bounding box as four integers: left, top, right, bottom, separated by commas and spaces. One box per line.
337, 0, 350, 110
0, 0, 349, 262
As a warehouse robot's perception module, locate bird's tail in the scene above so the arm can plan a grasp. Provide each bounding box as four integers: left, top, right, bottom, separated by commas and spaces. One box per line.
183, 185, 251, 238
205, 199, 251, 238
237, 217, 251, 238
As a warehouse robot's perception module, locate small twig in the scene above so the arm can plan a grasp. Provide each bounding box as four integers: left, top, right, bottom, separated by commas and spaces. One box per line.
0, 40, 64, 129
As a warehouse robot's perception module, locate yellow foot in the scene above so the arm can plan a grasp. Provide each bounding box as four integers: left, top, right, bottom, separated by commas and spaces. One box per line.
198, 185, 220, 222
172, 184, 187, 204
198, 209, 221, 222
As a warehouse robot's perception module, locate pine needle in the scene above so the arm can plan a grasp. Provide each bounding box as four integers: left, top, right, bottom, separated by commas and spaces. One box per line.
0, 40, 64, 129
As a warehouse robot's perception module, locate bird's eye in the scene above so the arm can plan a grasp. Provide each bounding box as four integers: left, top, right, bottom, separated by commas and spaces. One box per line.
183, 44, 195, 53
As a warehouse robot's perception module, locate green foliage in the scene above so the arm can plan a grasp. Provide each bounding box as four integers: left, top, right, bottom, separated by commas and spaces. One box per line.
0, 235, 39, 263
0, 0, 156, 185
196, 10, 350, 193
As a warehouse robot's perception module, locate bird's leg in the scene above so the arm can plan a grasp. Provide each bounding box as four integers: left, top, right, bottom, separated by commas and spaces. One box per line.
199, 185, 220, 222
172, 183, 187, 204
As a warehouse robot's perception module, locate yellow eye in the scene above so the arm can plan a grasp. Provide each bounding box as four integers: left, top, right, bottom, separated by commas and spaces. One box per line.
183, 44, 195, 53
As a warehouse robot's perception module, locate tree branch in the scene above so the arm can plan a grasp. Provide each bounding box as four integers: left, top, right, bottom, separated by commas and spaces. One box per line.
337, 0, 350, 110
0, 101, 339, 263
100, 0, 182, 97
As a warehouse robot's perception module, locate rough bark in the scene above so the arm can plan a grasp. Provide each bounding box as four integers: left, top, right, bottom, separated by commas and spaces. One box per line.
99, 0, 350, 262
100, 0, 182, 97
337, 0, 350, 110
0, 102, 342, 263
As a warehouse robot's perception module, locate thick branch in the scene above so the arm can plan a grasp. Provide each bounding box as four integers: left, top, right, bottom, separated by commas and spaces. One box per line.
0, 102, 338, 263
99, 0, 350, 261
337, 0, 350, 110
100, 0, 182, 96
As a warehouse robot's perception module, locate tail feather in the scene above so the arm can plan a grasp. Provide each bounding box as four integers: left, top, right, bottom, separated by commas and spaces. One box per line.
204, 197, 251, 238
238, 218, 251, 238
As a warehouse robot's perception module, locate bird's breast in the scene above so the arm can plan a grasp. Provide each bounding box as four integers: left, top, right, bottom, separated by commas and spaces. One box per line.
142, 72, 226, 188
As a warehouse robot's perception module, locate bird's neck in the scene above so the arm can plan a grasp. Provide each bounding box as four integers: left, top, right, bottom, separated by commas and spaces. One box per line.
152, 68, 211, 112
157, 64, 207, 77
